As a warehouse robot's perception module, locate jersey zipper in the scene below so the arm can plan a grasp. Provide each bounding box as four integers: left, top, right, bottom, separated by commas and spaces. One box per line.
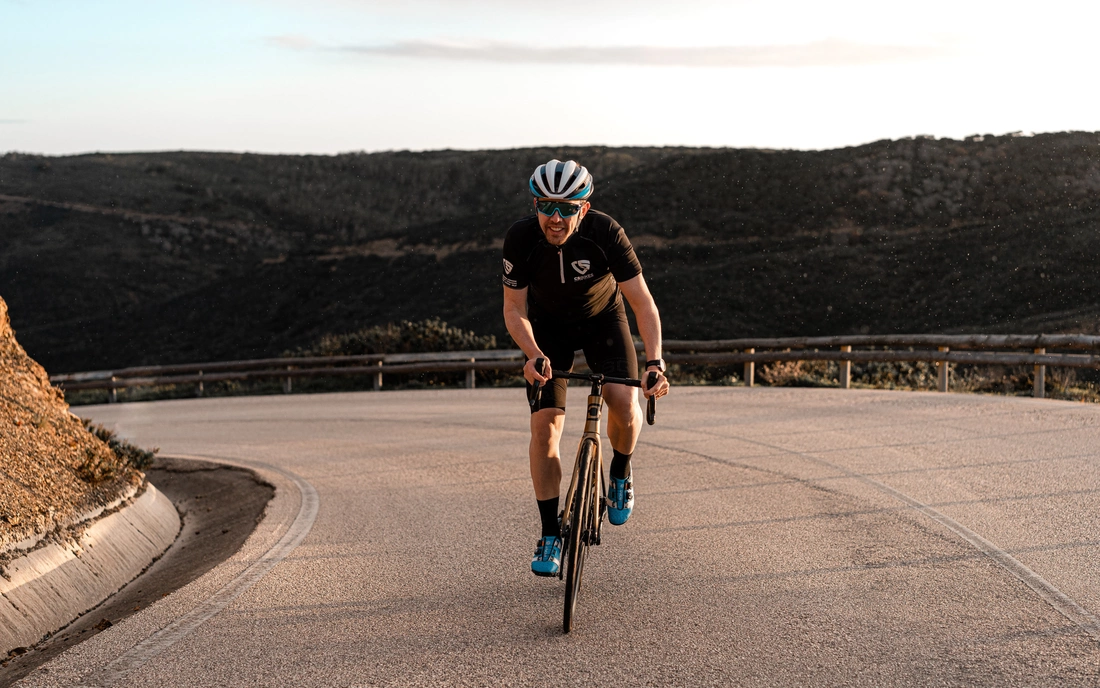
558, 249, 565, 284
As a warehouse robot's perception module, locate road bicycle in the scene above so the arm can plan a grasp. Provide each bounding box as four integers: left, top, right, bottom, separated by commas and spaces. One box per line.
528, 359, 657, 633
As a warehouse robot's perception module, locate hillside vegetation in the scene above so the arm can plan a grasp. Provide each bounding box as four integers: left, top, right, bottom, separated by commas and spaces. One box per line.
2, 133, 1099, 373
0, 297, 143, 555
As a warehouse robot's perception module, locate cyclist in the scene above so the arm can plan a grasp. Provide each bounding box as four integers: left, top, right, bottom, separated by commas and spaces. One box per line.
502, 159, 670, 577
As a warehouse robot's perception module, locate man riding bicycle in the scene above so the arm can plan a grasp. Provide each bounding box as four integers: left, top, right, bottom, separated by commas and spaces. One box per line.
502, 159, 670, 577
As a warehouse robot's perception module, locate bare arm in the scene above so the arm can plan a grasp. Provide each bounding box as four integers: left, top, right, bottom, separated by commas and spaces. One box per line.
619, 274, 670, 398
619, 274, 662, 365
503, 286, 551, 384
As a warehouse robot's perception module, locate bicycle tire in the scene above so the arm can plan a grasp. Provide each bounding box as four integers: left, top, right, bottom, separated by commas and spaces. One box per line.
563, 438, 598, 633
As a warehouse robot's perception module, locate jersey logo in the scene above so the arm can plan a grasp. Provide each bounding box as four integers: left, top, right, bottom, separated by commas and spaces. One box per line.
503, 259, 513, 274
571, 260, 590, 275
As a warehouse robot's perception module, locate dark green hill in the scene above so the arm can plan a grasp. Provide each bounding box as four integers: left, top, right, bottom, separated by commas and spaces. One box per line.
3, 134, 1099, 373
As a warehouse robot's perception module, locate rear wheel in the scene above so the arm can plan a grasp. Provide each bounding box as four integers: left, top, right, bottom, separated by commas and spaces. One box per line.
563, 439, 598, 633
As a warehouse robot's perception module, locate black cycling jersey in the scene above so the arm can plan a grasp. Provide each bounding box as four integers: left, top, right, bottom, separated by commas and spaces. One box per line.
501, 209, 643, 321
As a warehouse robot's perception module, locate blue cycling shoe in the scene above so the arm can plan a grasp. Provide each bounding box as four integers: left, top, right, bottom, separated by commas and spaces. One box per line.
531, 535, 562, 577
606, 471, 634, 525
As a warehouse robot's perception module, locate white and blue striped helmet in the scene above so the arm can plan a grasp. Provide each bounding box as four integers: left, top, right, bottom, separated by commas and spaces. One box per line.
529, 159, 594, 200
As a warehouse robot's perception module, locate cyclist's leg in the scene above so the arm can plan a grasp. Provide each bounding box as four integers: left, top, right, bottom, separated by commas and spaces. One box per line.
526, 314, 578, 542
531, 402, 567, 576
603, 386, 641, 456
526, 345, 575, 501
581, 305, 640, 525
580, 304, 641, 456
530, 408, 565, 501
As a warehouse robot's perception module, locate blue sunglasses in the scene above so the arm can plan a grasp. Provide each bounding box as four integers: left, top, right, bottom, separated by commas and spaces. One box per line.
536, 200, 584, 218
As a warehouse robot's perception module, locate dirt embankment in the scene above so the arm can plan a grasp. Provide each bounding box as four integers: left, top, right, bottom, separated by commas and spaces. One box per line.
0, 296, 141, 555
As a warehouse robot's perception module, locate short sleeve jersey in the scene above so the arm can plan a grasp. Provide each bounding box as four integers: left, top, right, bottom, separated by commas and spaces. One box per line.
502, 209, 643, 321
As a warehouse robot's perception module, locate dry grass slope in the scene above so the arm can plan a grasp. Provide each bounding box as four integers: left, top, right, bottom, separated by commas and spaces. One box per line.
0, 297, 141, 553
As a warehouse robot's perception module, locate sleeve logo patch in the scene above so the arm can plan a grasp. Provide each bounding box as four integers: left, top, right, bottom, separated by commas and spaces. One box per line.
503, 259, 513, 274
571, 260, 590, 275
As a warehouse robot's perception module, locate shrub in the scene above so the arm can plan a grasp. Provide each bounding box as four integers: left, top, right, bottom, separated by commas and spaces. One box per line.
758, 359, 837, 387
76, 446, 120, 484
1050, 367, 1077, 395
852, 358, 938, 390
82, 419, 158, 470
293, 318, 497, 357
289, 319, 510, 390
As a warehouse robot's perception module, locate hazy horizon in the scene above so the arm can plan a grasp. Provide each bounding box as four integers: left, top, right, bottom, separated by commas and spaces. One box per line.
1, 129, 1074, 159
4, 0, 1098, 156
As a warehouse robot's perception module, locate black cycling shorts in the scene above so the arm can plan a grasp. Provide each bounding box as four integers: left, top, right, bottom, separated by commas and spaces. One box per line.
526, 302, 638, 413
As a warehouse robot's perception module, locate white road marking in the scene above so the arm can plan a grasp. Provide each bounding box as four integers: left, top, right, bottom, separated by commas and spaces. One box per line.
76, 456, 319, 687
642, 437, 1100, 642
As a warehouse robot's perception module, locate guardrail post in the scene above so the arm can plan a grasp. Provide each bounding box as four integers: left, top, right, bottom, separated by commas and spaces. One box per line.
283, 366, 293, 394
840, 345, 852, 389
744, 349, 755, 387
937, 347, 950, 392
374, 361, 382, 391
466, 359, 476, 389
108, 377, 118, 403
196, 370, 204, 397
1033, 348, 1045, 398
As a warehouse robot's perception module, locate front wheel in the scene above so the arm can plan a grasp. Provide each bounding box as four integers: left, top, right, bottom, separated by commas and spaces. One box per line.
563, 438, 598, 633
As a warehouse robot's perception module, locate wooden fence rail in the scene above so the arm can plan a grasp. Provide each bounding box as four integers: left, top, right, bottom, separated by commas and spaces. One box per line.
49, 334, 1100, 403
665, 334, 1100, 351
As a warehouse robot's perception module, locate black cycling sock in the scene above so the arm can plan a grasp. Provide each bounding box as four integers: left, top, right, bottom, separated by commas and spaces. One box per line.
610, 449, 632, 480
537, 497, 560, 537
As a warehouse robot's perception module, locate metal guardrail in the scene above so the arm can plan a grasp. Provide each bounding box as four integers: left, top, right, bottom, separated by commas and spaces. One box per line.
49, 335, 1100, 403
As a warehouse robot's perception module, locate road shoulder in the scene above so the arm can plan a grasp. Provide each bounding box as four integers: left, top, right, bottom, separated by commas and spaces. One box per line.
0, 457, 273, 687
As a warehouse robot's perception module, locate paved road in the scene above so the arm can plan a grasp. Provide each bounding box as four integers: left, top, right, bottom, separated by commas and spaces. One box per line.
18, 387, 1100, 686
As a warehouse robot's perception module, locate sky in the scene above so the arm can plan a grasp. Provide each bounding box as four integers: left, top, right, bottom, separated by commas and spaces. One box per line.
2, 0, 1099, 155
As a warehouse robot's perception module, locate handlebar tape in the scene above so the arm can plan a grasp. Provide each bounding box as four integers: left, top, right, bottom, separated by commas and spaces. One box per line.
528, 358, 547, 412
646, 371, 658, 425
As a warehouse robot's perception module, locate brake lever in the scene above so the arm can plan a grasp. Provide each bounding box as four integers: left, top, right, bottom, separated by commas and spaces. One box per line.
528, 358, 547, 412
646, 371, 658, 425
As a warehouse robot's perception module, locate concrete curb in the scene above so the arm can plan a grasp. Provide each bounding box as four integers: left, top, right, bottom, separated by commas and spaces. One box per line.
1, 482, 141, 558
0, 484, 180, 656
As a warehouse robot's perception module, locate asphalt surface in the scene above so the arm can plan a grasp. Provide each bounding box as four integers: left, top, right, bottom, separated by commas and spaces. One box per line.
0, 458, 272, 687
15, 386, 1100, 686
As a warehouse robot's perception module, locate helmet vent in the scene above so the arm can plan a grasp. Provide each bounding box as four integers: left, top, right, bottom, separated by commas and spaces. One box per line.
530, 159, 593, 201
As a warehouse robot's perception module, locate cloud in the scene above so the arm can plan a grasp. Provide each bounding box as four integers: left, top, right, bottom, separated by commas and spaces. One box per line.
336, 38, 953, 67
0, 119, 27, 124
265, 34, 317, 50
